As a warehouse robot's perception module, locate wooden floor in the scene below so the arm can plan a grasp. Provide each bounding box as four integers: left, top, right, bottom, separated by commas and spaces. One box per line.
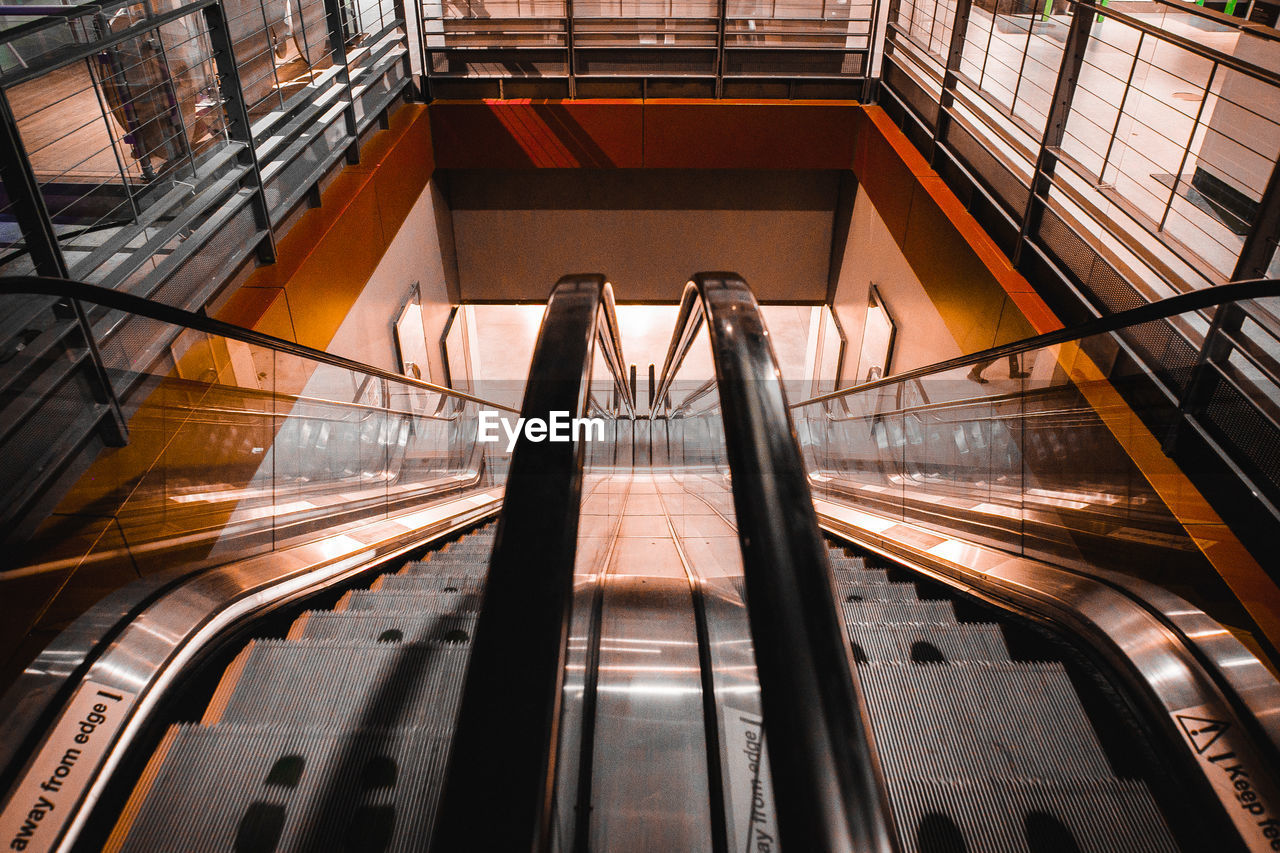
9, 64, 145, 185
10, 43, 331, 189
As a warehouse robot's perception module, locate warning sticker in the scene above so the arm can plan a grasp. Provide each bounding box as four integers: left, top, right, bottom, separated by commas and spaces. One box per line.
1176, 713, 1230, 755
0, 681, 135, 853
1171, 703, 1280, 851
724, 709, 780, 853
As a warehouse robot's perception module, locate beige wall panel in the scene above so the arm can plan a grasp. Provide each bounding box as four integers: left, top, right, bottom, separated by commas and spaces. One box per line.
323, 179, 457, 384
832, 190, 962, 382
452, 208, 833, 303
445, 169, 838, 303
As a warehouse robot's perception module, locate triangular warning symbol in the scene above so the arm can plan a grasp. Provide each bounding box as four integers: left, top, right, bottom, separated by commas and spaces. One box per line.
1175, 714, 1230, 754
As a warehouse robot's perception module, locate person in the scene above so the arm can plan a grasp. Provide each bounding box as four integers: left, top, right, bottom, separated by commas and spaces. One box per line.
967, 353, 1029, 384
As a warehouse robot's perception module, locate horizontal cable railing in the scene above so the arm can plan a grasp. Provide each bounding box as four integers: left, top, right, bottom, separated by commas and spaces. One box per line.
0, 0, 412, 310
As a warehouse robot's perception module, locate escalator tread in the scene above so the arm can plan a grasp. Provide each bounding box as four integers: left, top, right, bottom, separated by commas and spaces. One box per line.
827, 540, 1180, 853
211, 640, 472, 730
372, 575, 486, 594
893, 776, 1179, 853
107, 523, 496, 853
848, 622, 1011, 663
337, 590, 485, 615
113, 726, 452, 853
298, 612, 477, 643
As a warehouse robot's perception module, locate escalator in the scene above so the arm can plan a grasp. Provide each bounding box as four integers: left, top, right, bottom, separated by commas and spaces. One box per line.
109, 522, 497, 852
1, 273, 1279, 853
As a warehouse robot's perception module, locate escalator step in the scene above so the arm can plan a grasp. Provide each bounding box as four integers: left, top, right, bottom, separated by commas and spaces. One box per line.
836, 580, 920, 602
730, 574, 917, 604
419, 533, 493, 560
887, 776, 1178, 853
426, 535, 495, 549
114, 725, 452, 853
372, 575, 486, 594
339, 590, 485, 614
406, 551, 492, 565
858, 661, 1115, 781
215, 641, 471, 731
848, 622, 1011, 663
443, 533, 495, 546
298, 612, 477, 644
843, 600, 958, 623
400, 558, 490, 576
428, 543, 493, 558
436, 534, 495, 551
827, 555, 868, 570
107, 524, 497, 853
832, 567, 892, 584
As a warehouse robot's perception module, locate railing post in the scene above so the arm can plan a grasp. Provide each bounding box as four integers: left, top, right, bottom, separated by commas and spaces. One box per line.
1013, 0, 1096, 270
321, 0, 362, 164
390, 0, 418, 99
57, 297, 130, 447
0, 88, 69, 279
1163, 301, 1245, 456
1234, 157, 1280, 282
930, 0, 974, 168
201, 0, 278, 264
714, 0, 726, 98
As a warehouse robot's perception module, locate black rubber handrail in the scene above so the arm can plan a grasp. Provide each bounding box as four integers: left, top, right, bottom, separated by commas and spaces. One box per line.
654, 273, 901, 853
597, 282, 636, 418
790, 277, 1280, 409
431, 274, 628, 851
0, 275, 521, 413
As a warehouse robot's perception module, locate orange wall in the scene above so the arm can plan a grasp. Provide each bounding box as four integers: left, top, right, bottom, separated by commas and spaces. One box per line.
216, 103, 437, 355
428, 99, 862, 170
428, 99, 1062, 346
850, 106, 1061, 337
215, 97, 1059, 348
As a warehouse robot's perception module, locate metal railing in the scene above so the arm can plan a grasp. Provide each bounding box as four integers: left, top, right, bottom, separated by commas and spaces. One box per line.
880, 0, 1279, 298
418, 0, 878, 98
0, 0, 414, 567
878, 0, 1280, 560
0, 272, 515, 539
0, 272, 517, 715
791, 275, 1280, 658
0, 0, 412, 303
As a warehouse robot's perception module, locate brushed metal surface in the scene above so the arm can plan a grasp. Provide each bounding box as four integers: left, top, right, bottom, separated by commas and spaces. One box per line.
581, 471, 714, 852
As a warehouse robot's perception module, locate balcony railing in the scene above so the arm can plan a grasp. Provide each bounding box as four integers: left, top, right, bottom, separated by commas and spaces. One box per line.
877, 0, 1280, 559
0, 0, 412, 302
418, 0, 879, 98
879, 0, 1279, 297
